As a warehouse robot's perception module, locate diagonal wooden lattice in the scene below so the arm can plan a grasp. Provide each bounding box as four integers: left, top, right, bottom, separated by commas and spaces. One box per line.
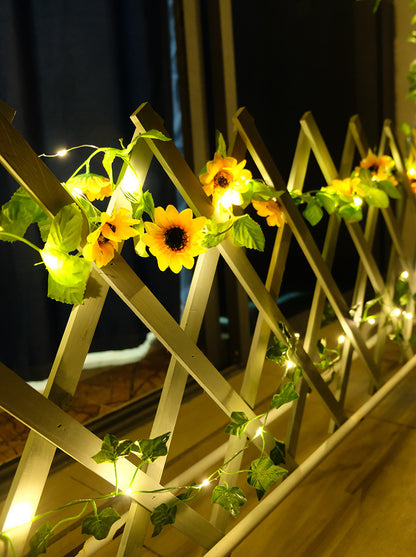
0, 100, 414, 557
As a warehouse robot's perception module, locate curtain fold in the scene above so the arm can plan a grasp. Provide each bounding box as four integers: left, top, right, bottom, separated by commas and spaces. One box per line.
0, 0, 180, 380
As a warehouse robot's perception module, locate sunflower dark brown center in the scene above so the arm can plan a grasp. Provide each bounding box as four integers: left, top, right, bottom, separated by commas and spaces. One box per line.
164, 226, 188, 251
214, 170, 232, 189
98, 233, 110, 246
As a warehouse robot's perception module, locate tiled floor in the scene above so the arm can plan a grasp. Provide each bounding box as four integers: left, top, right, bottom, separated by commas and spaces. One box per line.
0, 340, 170, 466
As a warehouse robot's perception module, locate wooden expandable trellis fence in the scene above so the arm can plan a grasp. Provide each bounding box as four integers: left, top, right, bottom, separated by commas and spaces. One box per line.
0, 98, 415, 556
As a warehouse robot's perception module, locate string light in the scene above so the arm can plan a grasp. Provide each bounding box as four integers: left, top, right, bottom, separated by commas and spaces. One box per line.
124, 488, 133, 496
392, 308, 402, 317
3, 501, 34, 531
404, 312, 413, 320
286, 360, 295, 370
400, 270, 409, 280
196, 479, 210, 489
338, 335, 345, 344
368, 317, 376, 325
255, 427, 264, 438
408, 167, 416, 177
56, 148, 68, 157
353, 197, 363, 207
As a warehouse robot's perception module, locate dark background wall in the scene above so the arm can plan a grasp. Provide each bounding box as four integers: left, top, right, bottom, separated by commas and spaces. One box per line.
0, 0, 394, 380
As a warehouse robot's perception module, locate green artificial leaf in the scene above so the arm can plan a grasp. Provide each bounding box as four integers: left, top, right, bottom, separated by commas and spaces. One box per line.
47, 274, 87, 305
316, 191, 336, 214
0, 187, 46, 239
41, 247, 91, 287
338, 203, 362, 222
230, 214, 265, 251
131, 432, 170, 462
271, 381, 299, 410
394, 277, 410, 306
378, 180, 401, 200
201, 218, 232, 248
28, 522, 54, 557
400, 122, 412, 136
270, 439, 286, 466
249, 180, 282, 202
81, 507, 120, 540
357, 168, 373, 187
362, 186, 389, 208
47, 204, 83, 252
92, 434, 135, 464
137, 129, 171, 142
373, 0, 382, 13
216, 130, 227, 158
225, 411, 250, 438
212, 485, 247, 518
247, 457, 287, 500
285, 364, 302, 384
102, 149, 117, 184
134, 221, 149, 258
36, 211, 53, 242
150, 503, 177, 537
302, 200, 323, 226
266, 337, 288, 366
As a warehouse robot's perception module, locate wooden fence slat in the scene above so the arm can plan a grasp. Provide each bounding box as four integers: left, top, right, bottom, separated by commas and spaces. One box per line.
132, 103, 347, 426
0, 362, 223, 549
233, 107, 382, 388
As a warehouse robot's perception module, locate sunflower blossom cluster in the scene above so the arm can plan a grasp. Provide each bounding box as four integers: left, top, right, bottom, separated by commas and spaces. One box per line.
291, 149, 401, 227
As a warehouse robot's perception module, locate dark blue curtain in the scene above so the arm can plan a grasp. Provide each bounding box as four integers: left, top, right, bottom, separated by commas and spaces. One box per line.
0, 0, 180, 380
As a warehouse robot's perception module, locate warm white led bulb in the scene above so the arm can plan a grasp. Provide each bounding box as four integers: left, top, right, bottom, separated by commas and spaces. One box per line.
353, 197, 363, 207
400, 271, 409, 280
368, 317, 376, 325
405, 312, 413, 320
3, 501, 34, 531
392, 308, 401, 317
286, 360, 294, 369
338, 335, 345, 344
255, 427, 263, 438
56, 148, 68, 157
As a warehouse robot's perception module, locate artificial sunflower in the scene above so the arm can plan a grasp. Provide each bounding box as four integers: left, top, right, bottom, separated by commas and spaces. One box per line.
141, 205, 207, 273
66, 173, 113, 201
252, 199, 285, 227
199, 153, 251, 211
82, 207, 140, 267
359, 150, 396, 182
325, 177, 362, 197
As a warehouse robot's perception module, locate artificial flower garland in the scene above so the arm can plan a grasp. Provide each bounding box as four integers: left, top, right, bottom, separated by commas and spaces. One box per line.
0, 131, 405, 307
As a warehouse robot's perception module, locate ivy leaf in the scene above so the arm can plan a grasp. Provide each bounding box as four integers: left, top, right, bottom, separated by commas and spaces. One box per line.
0, 187, 46, 239
28, 522, 54, 557
137, 129, 171, 143
271, 381, 299, 410
362, 186, 389, 208
212, 485, 247, 518
81, 507, 120, 540
47, 274, 87, 305
47, 204, 83, 253
225, 411, 250, 438
41, 247, 91, 287
316, 191, 336, 214
231, 214, 265, 251
102, 149, 118, 184
216, 130, 227, 158
131, 432, 170, 462
92, 434, 131, 464
150, 503, 177, 537
247, 457, 288, 500
378, 180, 401, 200
270, 439, 286, 466
266, 337, 288, 366
338, 203, 362, 222
302, 200, 323, 226
201, 218, 232, 248
249, 181, 282, 202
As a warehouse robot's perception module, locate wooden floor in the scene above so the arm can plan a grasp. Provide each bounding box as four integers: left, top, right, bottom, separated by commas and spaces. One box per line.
1, 330, 416, 556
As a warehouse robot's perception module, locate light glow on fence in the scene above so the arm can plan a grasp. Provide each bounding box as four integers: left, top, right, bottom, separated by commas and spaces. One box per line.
3, 501, 34, 531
